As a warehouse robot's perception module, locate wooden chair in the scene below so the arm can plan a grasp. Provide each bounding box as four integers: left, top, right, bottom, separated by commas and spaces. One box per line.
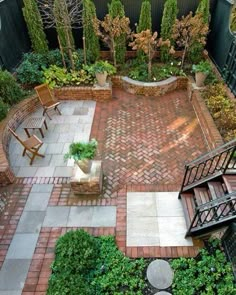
9, 127, 44, 165
34, 83, 61, 119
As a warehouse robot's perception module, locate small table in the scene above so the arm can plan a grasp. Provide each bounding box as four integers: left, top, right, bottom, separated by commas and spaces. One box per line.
23, 117, 48, 138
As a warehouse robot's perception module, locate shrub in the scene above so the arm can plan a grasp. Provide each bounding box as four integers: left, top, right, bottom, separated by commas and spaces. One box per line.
64, 139, 97, 161
22, 0, 48, 53
0, 99, 9, 121
0, 70, 25, 105
171, 238, 236, 295
137, 0, 152, 33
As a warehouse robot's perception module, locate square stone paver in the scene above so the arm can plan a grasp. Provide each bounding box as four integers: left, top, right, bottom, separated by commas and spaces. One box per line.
67, 207, 94, 227
158, 216, 193, 247
155, 192, 184, 217
50, 155, 67, 167
127, 216, 160, 246
91, 206, 116, 227
46, 143, 64, 154
6, 234, 39, 259
16, 167, 37, 177
31, 184, 53, 193
0, 291, 22, 294
24, 193, 51, 211
127, 192, 157, 217
43, 206, 70, 227
16, 211, 45, 233
53, 167, 73, 177
0, 259, 31, 291
35, 167, 55, 177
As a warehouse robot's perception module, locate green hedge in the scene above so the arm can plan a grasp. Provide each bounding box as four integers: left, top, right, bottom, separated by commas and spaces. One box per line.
47, 230, 147, 295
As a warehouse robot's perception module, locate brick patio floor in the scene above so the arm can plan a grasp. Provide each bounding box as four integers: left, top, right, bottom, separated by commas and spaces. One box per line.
1, 89, 209, 294
91, 89, 208, 197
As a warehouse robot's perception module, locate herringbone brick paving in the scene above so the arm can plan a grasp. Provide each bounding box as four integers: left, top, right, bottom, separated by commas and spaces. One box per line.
91, 89, 209, 197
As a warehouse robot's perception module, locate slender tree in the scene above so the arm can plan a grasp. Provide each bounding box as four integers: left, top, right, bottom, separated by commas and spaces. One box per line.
137, 0, 152, 33
196, 0, 210, 24
108, 0, 126, 65
22, 0, 48, 53
160, 0, 178, 62
82, 0, 100, 63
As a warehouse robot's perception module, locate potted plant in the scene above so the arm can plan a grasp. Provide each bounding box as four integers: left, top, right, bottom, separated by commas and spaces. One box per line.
90, 60, 116, 86
192, 60, 212, 87
64, 139, 97, 174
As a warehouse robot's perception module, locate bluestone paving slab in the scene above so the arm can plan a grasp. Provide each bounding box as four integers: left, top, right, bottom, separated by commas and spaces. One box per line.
24, 192, 51, 211
155, 192, 184, 217
16, 211, 45, 233
6, 234, 38, 259
31, 154, 52, 167
58, 133, 75, 143
91, 206, 116, 227
127, 192, 157, 217
73, 134, 90, 142
31, 184, 53, 193
43, 206, 70, 227
127, 216, 160, 246
0, 259, 31, 291
158, 216, 193, 246
53, 167, 73, 177
67, 207, 94, 227
147, 259, 173, 289
16, 167, 37, 177
43, 132, 59, 143
0, 291, 22, 294
46, 143, 64, 154
35, 167, 55, 177
50, 155, 67, 167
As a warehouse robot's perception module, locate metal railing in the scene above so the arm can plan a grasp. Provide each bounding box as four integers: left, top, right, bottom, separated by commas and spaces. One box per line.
180, 140, 236, 193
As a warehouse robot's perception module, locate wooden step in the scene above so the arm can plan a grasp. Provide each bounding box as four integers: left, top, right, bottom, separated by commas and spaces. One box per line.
223, 175, 236, 193
193, 187, 211, 207
180, 193, 195, 229
207, 181, 226, 200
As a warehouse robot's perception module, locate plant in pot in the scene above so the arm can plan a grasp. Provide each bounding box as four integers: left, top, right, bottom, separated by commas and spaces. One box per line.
90, 60, 116, 86
64, 139, 97, 174
192, 60, 212, 87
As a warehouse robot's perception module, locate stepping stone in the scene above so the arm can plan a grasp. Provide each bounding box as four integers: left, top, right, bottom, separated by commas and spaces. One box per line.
147, 259, 173, 290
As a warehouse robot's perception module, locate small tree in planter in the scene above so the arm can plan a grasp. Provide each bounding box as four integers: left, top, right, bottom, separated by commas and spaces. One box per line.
129, 29, 173, 80
93, 15, 131, 67
90, 60, 116, 87
64, 139, 97, 174
192, 60, 212, 87
172, 12, 209, 68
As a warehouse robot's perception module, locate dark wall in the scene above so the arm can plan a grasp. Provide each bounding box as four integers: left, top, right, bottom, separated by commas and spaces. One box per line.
0, 0, 30, 71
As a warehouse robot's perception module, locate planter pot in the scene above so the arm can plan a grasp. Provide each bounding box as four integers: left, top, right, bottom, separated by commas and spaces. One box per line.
76, 159, 91, 174
195, 72, 207, 87
96, 72, 108, 87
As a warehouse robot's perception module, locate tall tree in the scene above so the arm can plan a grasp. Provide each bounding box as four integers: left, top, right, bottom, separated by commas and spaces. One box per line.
82, 0, 100, 63
137, 0, 152, 33
22, 0, 48, 53
196, 0, 210, 24
160, 0, 178, 62
108, 0, 126, 65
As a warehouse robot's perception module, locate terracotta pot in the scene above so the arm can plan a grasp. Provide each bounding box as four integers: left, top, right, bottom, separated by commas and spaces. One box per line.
95, 72, 108, 87
76, 159, 91, 174
195, 72, 207, 87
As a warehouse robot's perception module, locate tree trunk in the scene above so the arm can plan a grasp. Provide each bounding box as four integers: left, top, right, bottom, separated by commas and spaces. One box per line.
112, 37, 117, 68
148, 43, 152, 80
65, 28, 75, 70
83, 36, 87, 65
57, 35, 66, 69
181, 36, 189, 69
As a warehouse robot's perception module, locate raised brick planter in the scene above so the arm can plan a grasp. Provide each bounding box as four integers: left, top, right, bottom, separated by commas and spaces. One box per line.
120, 76, 188, 96
0, 95, 40, 186
54, 83, 112, 101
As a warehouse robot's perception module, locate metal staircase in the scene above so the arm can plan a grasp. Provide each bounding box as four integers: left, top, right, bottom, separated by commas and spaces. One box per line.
179, 140, 236, 237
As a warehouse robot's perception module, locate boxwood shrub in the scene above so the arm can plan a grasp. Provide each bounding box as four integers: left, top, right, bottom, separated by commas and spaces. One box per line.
47, 230, 147, 295
0, 99, 9, 121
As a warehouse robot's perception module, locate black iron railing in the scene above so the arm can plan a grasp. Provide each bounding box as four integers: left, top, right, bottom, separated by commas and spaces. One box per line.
180, 140, 236, 193
186, 193, 236, 236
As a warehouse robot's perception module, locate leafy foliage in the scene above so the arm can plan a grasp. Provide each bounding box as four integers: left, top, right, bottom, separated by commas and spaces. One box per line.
171, 238, 236, 295
90, 60, 116, 75
172, 12, 208, 67
22, 0, 48, 53
108, 0, 127, 65
43, 65, 95, 88
0, 99, 9, 121
196, 0, 210, 24
82, 0, 100, 63
0, 70, 25, 105
47, 230, 147, 295
137, 0, 152, 33
160, 0, 178, 62
64, 139, 97, 161
192, 60, 212, 74
230, 6, 236, 32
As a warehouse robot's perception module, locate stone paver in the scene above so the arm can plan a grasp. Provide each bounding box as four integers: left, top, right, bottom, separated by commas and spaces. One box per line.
43, 206, 70, 227
16, 211, 45, 233
147, 259, 173, 289
24, 192, 51, 211
31, 184, 53, 193
6, 234, 38, 259
155, 292, 172, 295
0, 259, 31, 291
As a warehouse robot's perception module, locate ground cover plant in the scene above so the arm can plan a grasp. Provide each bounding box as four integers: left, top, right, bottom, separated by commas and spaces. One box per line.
171, 238, 236, 295
47, 230, 147, 295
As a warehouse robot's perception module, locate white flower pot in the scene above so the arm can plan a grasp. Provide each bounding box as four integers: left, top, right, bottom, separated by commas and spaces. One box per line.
95, 72, 108, 87
195, 72, 207, 87
76, 159, 91, 174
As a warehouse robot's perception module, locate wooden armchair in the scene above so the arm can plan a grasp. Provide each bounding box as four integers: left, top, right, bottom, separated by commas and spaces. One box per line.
9, 127, 44, 165
34, 83, 61, 119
